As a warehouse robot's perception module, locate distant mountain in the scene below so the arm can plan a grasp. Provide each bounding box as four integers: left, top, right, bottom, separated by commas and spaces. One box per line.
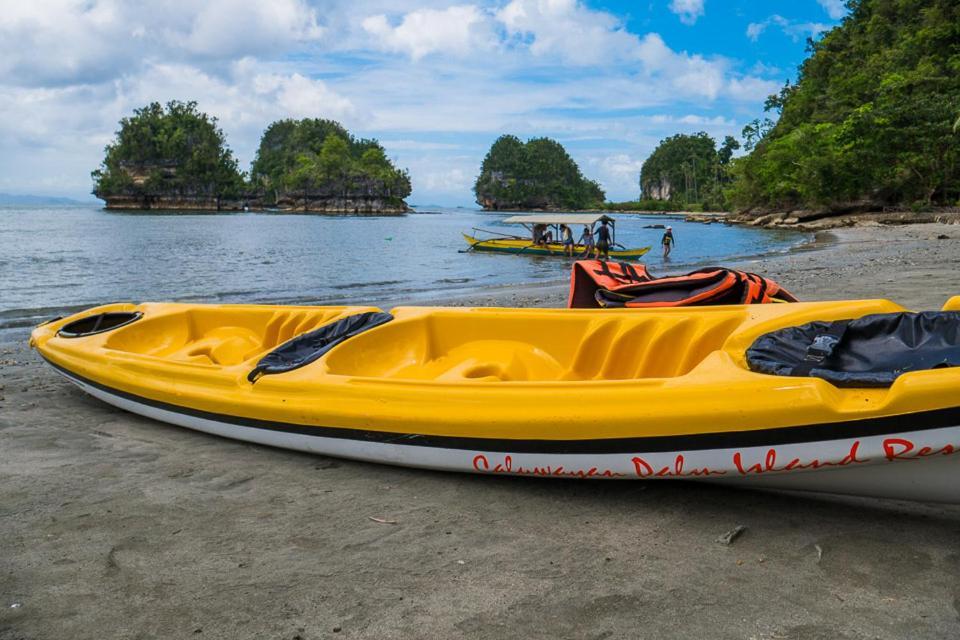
0, 193, 84, 205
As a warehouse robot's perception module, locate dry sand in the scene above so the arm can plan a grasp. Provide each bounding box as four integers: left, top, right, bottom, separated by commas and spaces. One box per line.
2, 224, 959, 639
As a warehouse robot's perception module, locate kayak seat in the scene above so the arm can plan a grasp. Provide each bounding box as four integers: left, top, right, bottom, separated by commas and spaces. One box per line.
102, 306, 376, 367
323, 309, 747, 381
249, 312, 394, 381
747, 311, 960, 387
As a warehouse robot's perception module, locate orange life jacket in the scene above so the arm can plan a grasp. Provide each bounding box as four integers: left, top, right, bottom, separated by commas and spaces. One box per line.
568, 260, 798, 309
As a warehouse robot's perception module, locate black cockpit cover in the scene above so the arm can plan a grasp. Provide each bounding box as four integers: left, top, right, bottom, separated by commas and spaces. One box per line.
746, 311, 960, 388
249, 311, 393, 381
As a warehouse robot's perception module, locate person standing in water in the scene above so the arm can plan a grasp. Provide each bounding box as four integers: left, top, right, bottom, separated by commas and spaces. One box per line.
596, 219, 612, 260
560, 224, 575, 257
661, 226, 675, 259
578, 224, 595, 258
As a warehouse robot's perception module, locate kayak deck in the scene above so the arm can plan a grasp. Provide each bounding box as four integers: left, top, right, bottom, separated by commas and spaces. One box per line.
463, 234, 650, 259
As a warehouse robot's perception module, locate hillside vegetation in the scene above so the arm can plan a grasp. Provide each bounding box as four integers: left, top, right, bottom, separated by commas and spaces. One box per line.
250, 119, 411, 211
640, 132, 739, 211
92, 101, 244, 209
474, 135, 604, 210
728, 0, 960, 212
93, 105, 411, 212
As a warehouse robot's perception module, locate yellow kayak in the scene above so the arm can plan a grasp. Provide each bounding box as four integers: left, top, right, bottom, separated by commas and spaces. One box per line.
463, 233, 651, 259
31, 300, 960, 502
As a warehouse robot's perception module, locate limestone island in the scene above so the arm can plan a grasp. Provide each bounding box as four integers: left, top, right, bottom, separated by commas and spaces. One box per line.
92, 101, 411, 214
473, 135, 604, 211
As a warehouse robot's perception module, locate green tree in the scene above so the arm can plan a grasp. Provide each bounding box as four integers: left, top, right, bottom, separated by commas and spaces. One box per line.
639, 132, 728, 209
251, 119, 410, 205
474, 135, 605, 210
92, 100, 244, 206
718, 136, 741, 165
728, 0, 960, 211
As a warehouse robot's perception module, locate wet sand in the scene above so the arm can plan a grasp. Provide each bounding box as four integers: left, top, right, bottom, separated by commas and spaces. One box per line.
2, 224, 959, 639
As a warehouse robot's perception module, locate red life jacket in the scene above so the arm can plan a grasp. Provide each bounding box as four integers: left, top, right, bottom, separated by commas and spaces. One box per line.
568, 260, 798, 309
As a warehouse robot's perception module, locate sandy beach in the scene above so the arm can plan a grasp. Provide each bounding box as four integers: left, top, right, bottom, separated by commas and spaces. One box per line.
3, 223, 960, 639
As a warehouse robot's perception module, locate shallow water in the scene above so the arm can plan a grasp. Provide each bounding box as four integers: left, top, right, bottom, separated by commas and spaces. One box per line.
0, 204, 808, 330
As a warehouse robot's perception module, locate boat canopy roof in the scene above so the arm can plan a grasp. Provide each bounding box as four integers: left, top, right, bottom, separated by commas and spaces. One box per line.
501, 213, 615, 226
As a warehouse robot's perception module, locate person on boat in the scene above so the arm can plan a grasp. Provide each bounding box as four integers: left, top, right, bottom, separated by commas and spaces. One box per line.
533, 224, 554, 246
578, 225, 596, 258
561, 224, 575, 257
661, 226, 675, 260
532, 224, 545, 245
596, 219, 612, 260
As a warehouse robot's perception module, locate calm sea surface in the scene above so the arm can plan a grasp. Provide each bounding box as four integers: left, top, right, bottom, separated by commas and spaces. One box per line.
0, 204, 809, 331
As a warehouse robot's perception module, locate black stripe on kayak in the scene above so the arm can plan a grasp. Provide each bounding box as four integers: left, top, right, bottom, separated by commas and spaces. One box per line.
44, 357, 958, 455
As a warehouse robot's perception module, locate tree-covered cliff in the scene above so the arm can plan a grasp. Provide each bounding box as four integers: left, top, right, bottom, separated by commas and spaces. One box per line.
250, 119, 411, 212
92, 101, 245, 209
474, 135, 605, 210
640, 133, 738, 210
728, 0, 960, 212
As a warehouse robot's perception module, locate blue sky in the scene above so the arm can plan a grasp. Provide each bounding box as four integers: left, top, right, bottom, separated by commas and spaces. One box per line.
0, 0, 847, 205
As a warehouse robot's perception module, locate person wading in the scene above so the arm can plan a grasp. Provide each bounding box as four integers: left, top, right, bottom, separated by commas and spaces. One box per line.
661, 226, 675, 260
561, 224, 575, 257
596, 219, 612, 260
578, 224, 595, 258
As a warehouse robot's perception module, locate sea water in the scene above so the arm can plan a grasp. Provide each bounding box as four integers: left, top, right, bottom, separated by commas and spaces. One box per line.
0, 204, 809, 331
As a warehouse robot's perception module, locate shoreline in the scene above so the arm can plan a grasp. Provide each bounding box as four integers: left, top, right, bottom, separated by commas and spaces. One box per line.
406, 226, 826, 309
3, 222, 960, 638
413, 223, 958, 311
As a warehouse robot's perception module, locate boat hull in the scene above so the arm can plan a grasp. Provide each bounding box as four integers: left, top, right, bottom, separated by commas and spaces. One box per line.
463, 234, 650, 259
31, 300, 960, 503
49, 356, 960, 504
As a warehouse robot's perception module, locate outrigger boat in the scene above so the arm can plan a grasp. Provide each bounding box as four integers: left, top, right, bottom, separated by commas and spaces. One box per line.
31, 299, 960, 503
464, 213, 650, 259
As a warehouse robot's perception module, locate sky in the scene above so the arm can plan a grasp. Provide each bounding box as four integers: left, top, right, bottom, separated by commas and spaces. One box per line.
0, 0, 848, 206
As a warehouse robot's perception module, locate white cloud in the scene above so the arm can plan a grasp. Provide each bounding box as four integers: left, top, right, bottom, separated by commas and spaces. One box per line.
379, 140, 465, 150
496, 0, 639, 65
588, 153, 644, 193
362, 5, 494, 60
817, 0, 847, 20
0, 59, 356, 196
177, 0, 324, 57
490, 0, 752, 102
746, 22, 767, 41
746, 15, 830, 42
418, 167, 473, 193
0, 0, 324, 85
668, 0, 705, 26
725, 76, 780, 101
0, 0, 793, 203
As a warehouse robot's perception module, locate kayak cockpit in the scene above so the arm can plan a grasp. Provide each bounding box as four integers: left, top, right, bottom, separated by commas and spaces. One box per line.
321, 307, 748, 382
97, 304, 380, 367
58, 311, 142, 338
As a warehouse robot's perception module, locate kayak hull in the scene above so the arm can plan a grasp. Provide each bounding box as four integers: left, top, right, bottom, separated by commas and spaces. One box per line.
463, 234, 650, 259
48, 360, 960, 503
31, 300, 960, 503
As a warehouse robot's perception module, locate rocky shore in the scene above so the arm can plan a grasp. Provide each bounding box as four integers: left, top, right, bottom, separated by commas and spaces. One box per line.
727, 207, 960, 231
100, 194, 410, 214
101, 194, 246, 211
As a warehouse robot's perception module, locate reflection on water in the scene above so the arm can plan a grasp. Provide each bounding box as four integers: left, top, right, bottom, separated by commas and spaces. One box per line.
0, 205, 808, 330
